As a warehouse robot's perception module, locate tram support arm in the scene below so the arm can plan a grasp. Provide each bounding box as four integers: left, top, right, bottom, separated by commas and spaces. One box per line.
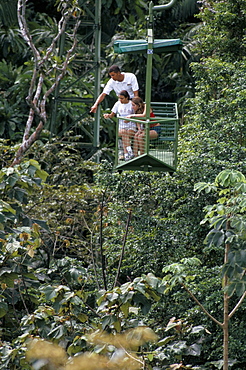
144, 0, 177, 154
152, 0, 177, 11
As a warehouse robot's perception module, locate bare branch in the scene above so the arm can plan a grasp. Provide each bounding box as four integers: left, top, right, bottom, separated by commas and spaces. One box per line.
12, 121, 44, 166
17, 0, 40, 64
181, 283, 223, 328
41, 13, 70, 66
12, 1, 81, 166
229, 291, 246, 319
41, 18, 81, 115
113, 209, 132, 288
23, 108, 35, 141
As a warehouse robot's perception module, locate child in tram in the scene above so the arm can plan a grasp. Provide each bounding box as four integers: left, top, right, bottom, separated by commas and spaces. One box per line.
103, 90, 135, 161
126, 97, 161, 157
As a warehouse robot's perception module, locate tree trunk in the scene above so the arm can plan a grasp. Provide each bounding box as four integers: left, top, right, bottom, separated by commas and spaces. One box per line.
12, 0, 80, 166
223, 290, 229, 370
223, 219, 230, 370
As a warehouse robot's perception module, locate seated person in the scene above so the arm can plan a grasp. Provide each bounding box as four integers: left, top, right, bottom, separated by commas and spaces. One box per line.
103, 90, 135, 161
127, 97, 161, 156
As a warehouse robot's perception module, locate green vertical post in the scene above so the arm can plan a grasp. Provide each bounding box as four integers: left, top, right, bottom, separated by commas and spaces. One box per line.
144, 0, 177, 154
93, 0, 101, 155
144, 1, 154, 154
145, 1, 153, 120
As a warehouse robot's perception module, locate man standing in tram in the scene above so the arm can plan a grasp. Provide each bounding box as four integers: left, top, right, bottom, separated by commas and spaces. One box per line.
90, 65, 139, 113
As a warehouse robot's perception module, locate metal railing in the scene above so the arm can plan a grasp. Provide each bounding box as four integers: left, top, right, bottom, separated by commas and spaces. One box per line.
115, 102, 178, 172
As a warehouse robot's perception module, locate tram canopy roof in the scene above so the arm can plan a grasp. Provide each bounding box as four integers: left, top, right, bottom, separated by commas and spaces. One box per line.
114, 38, 182, 54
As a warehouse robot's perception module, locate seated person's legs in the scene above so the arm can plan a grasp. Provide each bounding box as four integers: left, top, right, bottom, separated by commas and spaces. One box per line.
138, 126, 160, 155
119, 129, 135, 160
150, 125, 161, 140
119, 129, 128, 154
138, 131, 145, 155
133, 131, 140, 157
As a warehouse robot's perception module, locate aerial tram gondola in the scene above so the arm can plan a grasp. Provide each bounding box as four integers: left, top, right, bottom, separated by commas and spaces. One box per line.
113, 0, 182, 173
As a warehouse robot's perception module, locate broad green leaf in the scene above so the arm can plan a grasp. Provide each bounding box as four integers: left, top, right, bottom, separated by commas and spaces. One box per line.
234, 182, 246, 193
148, 353, 154, 361
231, 218, 246, 232
0, 301, 8, 318
194, 182, 215, 193
206, 229, 224, 248
134, 282, 146, 295
35, 168, 49, 182
180, 257, 201, 267
235, 282, 245, 297
48, 324, 65, 339
157, 335, 176, 346
225, 282, 236, 297
145, 288, 160, 301
129, 307, 139, 315
32, 219, 49, 231
41, 286, 58, 300
133, 292, 151, 314
113, 320, 121, 333
222, 264, 235, 280
145, 273, 160, 288
22, 272, 38, 280
0, 200, 16, 214
6, 174, 18, 187
13, 188, 27, 203
209, 215, 226, 229
27, 165, 37, 177
6, 240, 21, 253
191, 326, 206, 334
69, 267, 84, 281
77, 313, 88, 323
106, 292, 119, 302
187, 343, 201, 356
0, 272, 19, 288
120, 302, 130, 317
215, 169, 245, 187
67, 344, 84, 356
102, 315, 115, 330
238, 250, 246, 268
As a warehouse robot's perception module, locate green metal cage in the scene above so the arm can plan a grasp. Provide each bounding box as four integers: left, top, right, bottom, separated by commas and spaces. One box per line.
115, 102, 178, 172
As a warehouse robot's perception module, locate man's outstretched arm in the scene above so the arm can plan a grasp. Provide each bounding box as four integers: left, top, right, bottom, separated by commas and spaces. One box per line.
90, 92, 107, 113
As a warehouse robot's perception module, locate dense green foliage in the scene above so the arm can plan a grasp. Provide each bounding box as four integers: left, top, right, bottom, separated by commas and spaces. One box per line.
0, 0, 246, 369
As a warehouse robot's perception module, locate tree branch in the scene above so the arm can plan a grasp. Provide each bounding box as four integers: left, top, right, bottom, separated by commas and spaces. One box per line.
40, 18, 80, 116
181, 282, 223, 327
99, 192, 107, 290
113, 209, 132, 288
229, 290, 246, 319
12, 1, 81, 166
17, 0, 40, 64
41, 13, 70, 66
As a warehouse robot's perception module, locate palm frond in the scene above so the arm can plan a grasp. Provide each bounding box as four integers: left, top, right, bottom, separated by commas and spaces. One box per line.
0, 0, 18, 27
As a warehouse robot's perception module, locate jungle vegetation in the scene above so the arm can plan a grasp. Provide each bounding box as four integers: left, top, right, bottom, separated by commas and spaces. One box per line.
0, 0, 245, 369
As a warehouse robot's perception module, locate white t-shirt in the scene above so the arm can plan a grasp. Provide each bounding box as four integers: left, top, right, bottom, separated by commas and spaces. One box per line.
112, 100, 136, 130
103, 72, 139, 98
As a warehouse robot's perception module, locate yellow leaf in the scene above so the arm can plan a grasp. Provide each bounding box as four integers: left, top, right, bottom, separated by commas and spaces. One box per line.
20, 232, 30, 241
77, 313, 88, 323
27, 246, 35, 258
33, 223, 40, 233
